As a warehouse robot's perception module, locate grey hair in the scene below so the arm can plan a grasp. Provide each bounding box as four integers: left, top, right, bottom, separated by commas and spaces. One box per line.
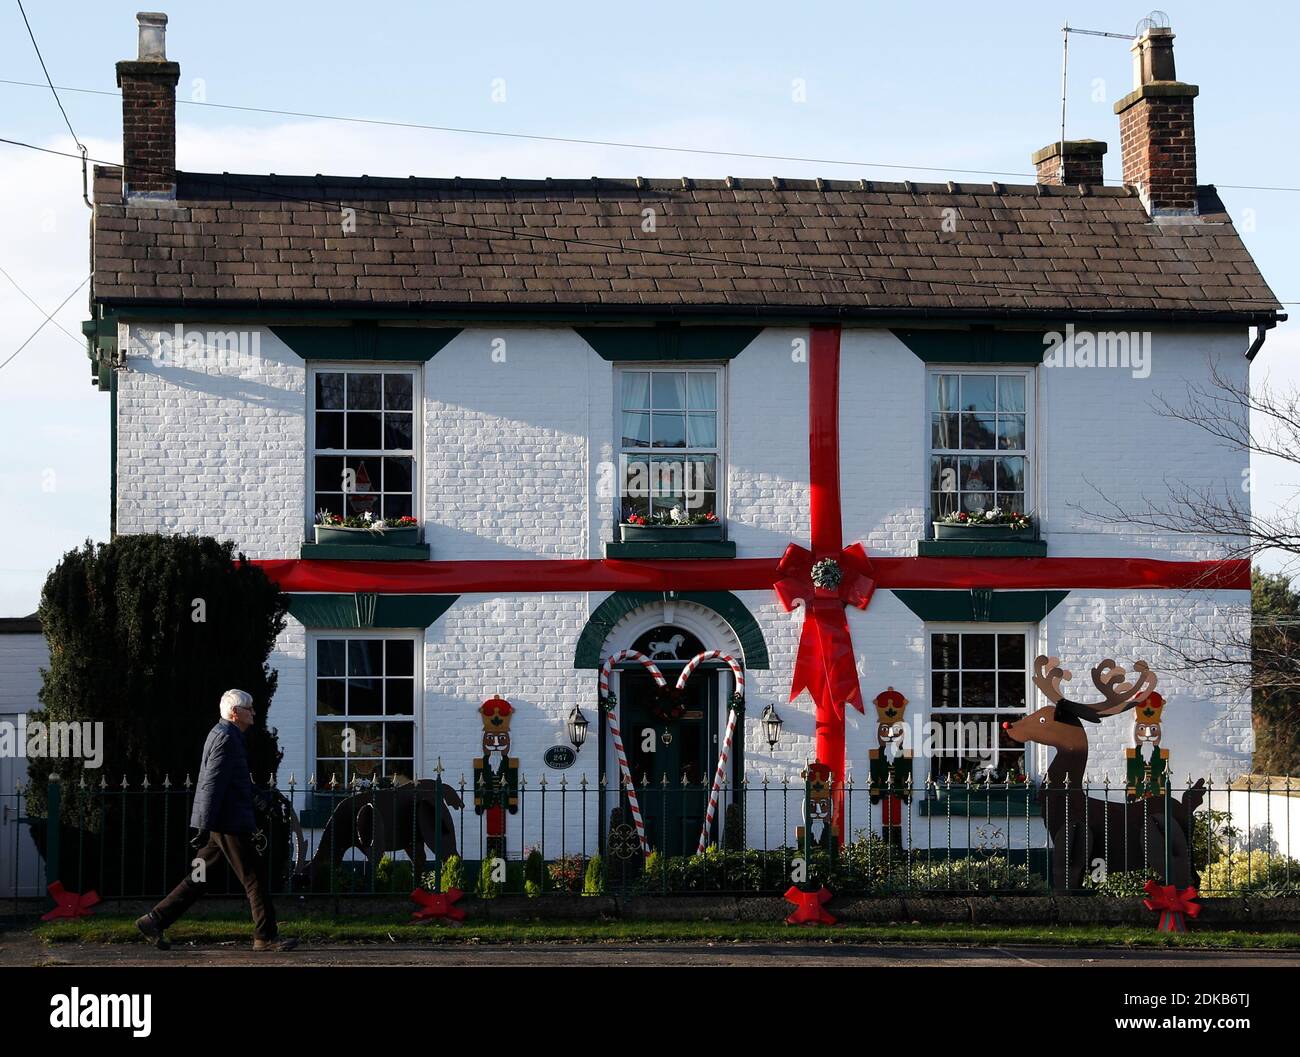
219, 689, 253, 720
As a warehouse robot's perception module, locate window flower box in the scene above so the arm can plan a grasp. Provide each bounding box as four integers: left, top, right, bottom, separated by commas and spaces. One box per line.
619, 522, 724, 543
313, 513, 420, 548
932, 509, 1036, 542
618, 510, 723, 543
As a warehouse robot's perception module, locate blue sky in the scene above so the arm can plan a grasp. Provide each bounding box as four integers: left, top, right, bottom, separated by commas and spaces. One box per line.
0, 0, 1296, 614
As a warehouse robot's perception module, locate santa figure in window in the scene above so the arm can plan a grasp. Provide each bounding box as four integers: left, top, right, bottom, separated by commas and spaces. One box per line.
796, 762, 839, 855
474, 696, 520, 857
1125, 691, 1168, 800
868, 687, 912, 846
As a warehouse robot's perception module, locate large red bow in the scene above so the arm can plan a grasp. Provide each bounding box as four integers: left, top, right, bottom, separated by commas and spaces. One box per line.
1142, 880, 1200, 933
774, 542, 876, 720
410, 886, 466, 922
41, 881, 100, 921
784, 885, 837, 926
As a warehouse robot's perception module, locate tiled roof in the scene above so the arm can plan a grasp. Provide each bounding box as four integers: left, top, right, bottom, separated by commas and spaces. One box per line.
90, 167, 1282, 319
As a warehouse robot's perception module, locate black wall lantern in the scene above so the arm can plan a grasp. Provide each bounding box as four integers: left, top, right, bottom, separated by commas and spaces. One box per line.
760, 703, 783, 749
567, 707, 590, 751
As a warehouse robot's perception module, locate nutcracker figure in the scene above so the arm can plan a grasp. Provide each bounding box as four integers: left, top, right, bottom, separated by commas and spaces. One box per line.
868, 687, 912, 845
473, 696, 520, 856
795, 762, 839, 854
1125, 691, 1168, 800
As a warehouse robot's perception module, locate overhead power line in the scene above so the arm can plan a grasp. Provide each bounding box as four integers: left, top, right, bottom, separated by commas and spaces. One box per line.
13, 3, 90, 207
1, 76, 1299, 194
0, 273, 91, 371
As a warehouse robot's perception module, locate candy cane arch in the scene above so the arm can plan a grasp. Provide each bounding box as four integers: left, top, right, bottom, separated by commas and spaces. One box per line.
599, 649, 666, 855
674, 651, 746, 854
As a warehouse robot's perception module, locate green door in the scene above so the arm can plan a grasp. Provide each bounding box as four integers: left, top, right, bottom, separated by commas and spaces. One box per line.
621, 668, 715, 857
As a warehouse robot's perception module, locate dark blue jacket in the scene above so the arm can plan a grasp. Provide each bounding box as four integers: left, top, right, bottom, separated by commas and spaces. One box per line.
190, 720, 256, 834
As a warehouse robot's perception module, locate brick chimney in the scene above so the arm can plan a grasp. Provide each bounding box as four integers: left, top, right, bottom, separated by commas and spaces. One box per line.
1114, 26, 1199, 215
115, 12, 179, 200
1031, 139, 1107, 186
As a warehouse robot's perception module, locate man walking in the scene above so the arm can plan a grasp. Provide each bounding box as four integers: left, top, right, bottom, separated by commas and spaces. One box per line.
136, 689, 297, 952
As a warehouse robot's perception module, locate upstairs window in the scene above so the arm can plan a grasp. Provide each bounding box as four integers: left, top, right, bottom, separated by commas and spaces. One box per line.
618, 368, 722, 522
929, 370, 1030, 521
311, 368, 418, 523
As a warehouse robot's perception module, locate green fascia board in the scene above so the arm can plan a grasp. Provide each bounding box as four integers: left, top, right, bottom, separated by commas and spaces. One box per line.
299, 542, 431, 560
270, 324, 460, 361
575, 325, 761, 361
603, 541, 737, 559
287, 592, 457, 629
892, 589, 1069, 623
892, 328, 1050, 364
916, 539, 1048, 558
574, 591, 769, 670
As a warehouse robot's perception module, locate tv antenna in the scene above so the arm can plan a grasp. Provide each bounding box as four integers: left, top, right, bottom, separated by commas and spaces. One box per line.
1057, 13, 1168, 181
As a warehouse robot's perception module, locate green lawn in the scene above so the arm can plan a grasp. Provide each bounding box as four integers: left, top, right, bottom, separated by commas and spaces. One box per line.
30, 916, 1300, 950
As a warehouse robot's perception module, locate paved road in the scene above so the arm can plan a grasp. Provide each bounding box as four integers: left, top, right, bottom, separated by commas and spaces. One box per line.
4, 932, 1300, 967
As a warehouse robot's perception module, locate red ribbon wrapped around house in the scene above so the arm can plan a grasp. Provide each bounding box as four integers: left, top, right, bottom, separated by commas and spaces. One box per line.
41, 881, 100, 921
1143, 879, 1200, 932
410, 886, 466, 922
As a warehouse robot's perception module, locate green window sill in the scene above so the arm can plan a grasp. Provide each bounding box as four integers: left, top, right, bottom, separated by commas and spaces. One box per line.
916, 539, 1047, 558
604, 540, 737, 559
300, 542, 431, 560
918, 787, 1038, 817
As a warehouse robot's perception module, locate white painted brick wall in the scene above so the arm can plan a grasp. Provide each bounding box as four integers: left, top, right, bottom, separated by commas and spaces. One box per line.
113, 321, 1255, 854
116, 324, 305, 555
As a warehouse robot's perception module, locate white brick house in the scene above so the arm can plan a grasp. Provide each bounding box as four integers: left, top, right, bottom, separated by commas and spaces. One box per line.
85, 15, 1282, 860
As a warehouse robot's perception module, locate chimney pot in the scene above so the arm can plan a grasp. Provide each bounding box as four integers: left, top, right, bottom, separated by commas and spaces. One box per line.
136, 11, 168, 61
1132, 26, 1177, 88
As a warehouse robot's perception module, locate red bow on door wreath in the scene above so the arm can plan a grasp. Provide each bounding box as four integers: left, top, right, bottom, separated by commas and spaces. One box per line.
255, 325, 1249, 794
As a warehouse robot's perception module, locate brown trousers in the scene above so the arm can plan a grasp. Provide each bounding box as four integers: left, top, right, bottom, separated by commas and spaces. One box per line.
152, 831, 278, 941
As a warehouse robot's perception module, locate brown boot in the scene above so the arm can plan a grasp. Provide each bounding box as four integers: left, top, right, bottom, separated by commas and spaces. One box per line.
135, 912, 171, 950
253, 936, 299, 952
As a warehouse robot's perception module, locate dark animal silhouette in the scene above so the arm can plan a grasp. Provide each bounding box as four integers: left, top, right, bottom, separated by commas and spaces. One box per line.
295, 779, 462, 888
1003, 656, 1205, 892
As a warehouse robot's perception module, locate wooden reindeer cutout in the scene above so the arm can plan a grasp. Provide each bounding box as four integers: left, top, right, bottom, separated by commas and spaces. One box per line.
1003, 655, 1204, 891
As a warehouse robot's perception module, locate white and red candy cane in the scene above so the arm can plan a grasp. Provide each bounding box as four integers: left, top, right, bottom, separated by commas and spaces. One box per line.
697, 707, 739, 854
675, 650, 745, 696
599, 650, 666, 855
674, 651, 746, 854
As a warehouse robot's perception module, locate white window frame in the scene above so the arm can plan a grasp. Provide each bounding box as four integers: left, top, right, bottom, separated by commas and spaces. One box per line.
307, 629, 424, 786
306, 363, 423, 535
924, 623, 1037, 782
614, 363, 727, 528
925, 366, 1036, 528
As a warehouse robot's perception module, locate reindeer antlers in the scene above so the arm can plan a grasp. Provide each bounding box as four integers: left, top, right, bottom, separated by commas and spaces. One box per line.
1031, 655, 1072, 703
1033, 654, 1159, 716
1090, 658, 1157, 715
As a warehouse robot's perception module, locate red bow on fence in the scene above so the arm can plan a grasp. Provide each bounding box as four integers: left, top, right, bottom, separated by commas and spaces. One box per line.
784, 885, 837, 926
1142, 880, 1200, 933
410, 887, 466, 922
41, 881, 100, 921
